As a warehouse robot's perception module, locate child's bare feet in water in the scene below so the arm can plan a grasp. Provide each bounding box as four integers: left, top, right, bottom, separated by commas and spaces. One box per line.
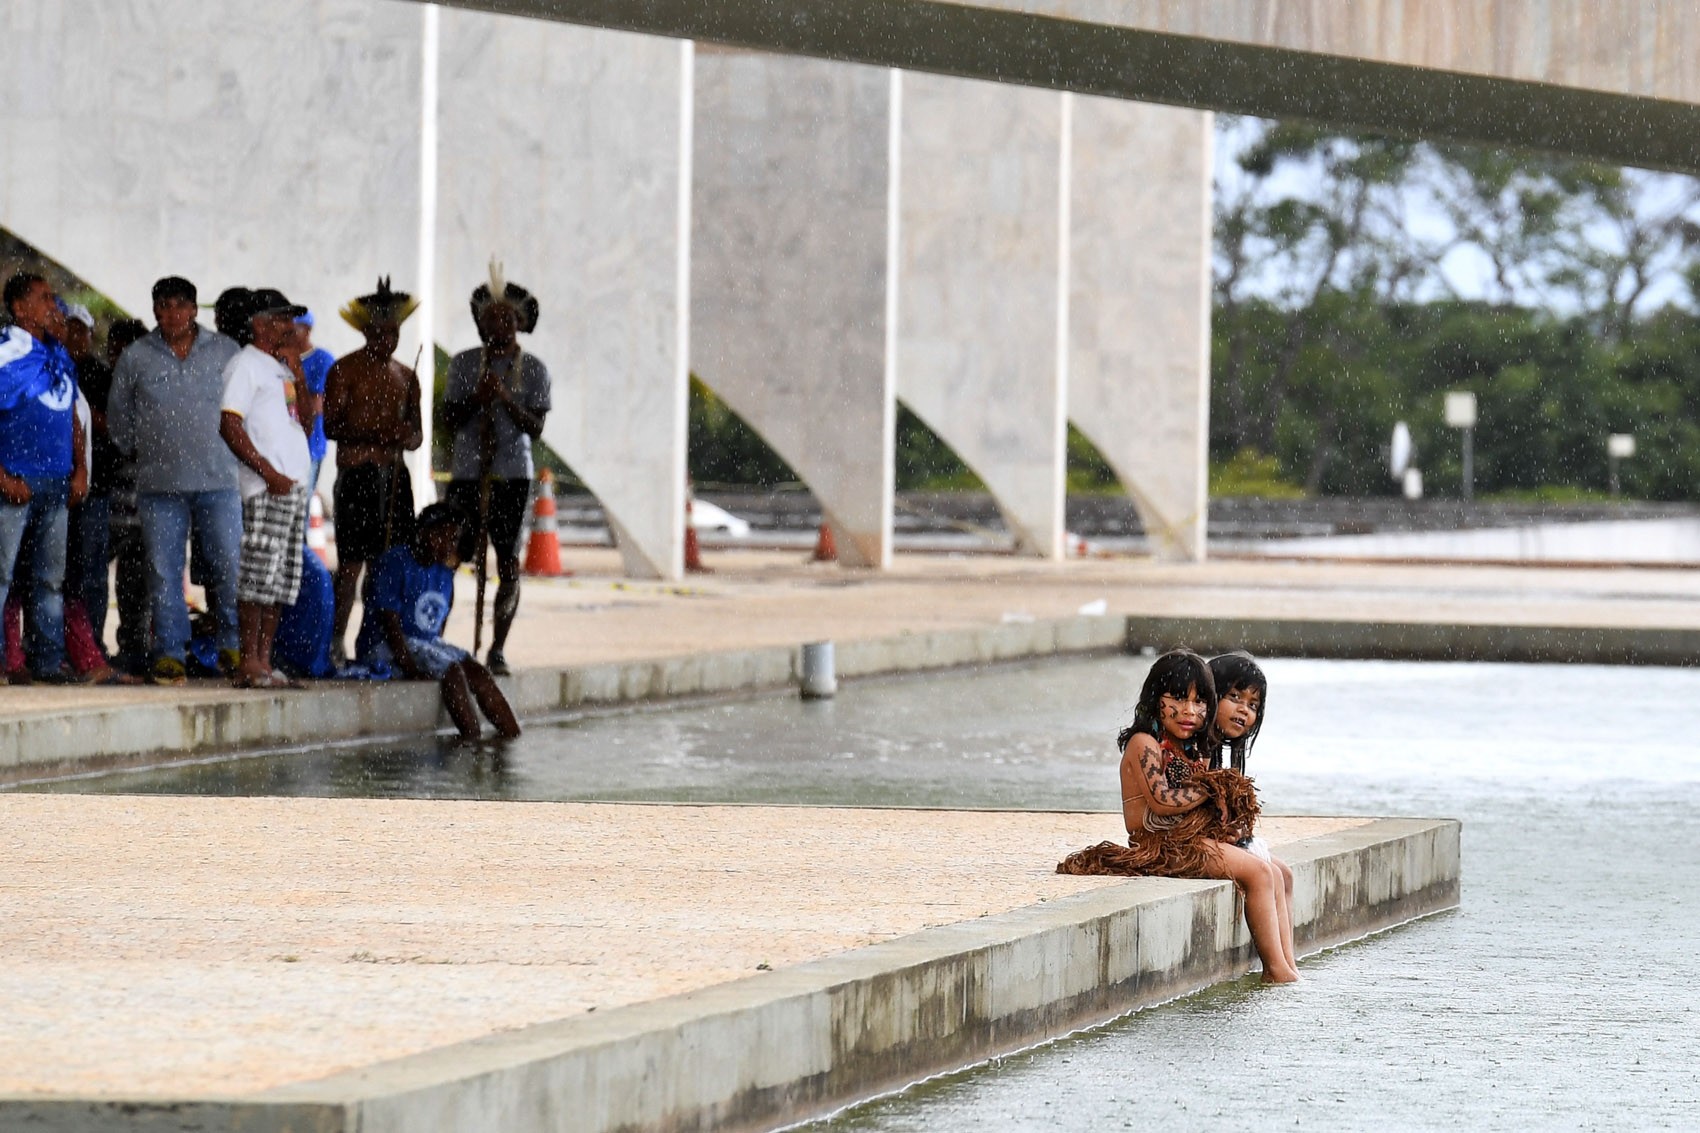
1261, 968, 1301, 984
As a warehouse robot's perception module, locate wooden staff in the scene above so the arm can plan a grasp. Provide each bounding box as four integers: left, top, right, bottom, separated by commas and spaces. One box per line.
472, 348, 496, 655
380, 344, 424, 556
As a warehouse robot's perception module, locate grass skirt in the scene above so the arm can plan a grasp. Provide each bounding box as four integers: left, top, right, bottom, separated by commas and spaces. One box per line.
1056, 768, 1261, 879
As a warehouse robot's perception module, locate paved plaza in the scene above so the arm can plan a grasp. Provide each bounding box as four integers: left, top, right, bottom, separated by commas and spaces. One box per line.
0, 794, 1363, 1098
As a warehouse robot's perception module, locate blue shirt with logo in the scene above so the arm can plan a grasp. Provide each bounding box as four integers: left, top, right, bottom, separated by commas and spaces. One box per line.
355, 544, 455, 660
0, 326, 78, 479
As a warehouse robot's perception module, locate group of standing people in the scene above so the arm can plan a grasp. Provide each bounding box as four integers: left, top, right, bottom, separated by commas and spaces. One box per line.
0, 264, 548, 740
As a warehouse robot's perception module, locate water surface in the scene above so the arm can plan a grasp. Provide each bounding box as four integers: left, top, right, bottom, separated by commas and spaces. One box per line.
23, 657, 1700, 1129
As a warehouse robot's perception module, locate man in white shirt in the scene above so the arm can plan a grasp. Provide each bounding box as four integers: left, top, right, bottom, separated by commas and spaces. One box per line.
218, 289, 312, 688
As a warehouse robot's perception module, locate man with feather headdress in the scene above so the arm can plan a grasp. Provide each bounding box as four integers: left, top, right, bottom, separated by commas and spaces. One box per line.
323, 278, 423, 665
440, 263, 551, 676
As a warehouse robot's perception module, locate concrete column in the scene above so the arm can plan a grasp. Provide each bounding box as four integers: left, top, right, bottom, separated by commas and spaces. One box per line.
691, 51, 894, 568
896, 73, 1067, 559
436, 15, 691, 580
0, 0, 425, 361
1068, 99, 1213, 561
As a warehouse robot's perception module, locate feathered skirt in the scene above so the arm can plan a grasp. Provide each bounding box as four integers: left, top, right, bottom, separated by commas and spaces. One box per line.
1056, 767, 1261, 879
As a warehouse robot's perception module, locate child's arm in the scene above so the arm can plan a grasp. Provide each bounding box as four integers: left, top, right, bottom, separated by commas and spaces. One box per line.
378, 609, 428, 680
1121, 733, 1210, 817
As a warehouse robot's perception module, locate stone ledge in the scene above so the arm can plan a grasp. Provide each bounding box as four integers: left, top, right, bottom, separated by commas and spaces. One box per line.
0, 815, 1458, 1132
1127, 615, 1700, 666
0, 616, 1125, 779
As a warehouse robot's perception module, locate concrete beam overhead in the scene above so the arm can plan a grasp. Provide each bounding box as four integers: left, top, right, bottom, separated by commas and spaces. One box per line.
406, 0, 1700, 173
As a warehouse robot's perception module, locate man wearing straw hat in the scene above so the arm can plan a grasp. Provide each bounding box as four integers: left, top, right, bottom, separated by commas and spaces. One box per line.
323, 278, 423, 667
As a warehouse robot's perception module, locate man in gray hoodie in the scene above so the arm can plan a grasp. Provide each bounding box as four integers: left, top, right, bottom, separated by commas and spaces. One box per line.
108, 276, 242, 685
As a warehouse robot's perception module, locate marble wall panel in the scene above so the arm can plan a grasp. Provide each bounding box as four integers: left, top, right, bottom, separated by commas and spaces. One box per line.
895, 73, 1066, 559
0, 0, 426, 365
436, 12, 691, 579
1068, 97, 1211, 561
691, 50, 894, 568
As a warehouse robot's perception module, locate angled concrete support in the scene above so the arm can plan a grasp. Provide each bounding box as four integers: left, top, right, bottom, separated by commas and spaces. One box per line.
1068, 99, 1212, 561
691, 51, 895, 569
436, 15, 691, 579
896, 73, 1066, 559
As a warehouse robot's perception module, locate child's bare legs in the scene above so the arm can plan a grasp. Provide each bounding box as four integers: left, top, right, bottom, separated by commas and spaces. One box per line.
462, 659, 521, 738
439, 662, 483, 739
1272, 854, 1297, 971
1211, 842, 1300, 983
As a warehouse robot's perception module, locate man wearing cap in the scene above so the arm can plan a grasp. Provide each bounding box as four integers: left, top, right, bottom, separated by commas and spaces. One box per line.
0, 273, 88, 682
108, 276, 242, 685
294, 311, 332, 497
441, 268, 550, 676
219, 289, 313, 687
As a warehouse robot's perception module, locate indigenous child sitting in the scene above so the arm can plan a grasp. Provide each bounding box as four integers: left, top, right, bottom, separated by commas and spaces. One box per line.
1058, 648, 1299, 983
354, 501, 520, 741
1207, 650, 1296, 979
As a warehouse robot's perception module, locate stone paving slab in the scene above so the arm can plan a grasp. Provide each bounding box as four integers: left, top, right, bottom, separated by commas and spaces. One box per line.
0, 794, 1363, 1100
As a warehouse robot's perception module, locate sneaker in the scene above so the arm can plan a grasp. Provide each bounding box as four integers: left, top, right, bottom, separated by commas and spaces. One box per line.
151, 657, 188, 686
217, 647, 242, 677
486, 650, 510, 677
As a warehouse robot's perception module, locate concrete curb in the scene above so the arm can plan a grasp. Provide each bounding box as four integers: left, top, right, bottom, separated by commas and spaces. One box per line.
1127, 615, 1700, 666
0, 816, 1459, 1132
0, 616, 1126, 779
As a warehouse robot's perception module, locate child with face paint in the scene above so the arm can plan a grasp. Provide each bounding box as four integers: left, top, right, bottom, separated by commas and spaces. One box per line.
1208, 651, 1296, 977
1059, 649, 1299, 983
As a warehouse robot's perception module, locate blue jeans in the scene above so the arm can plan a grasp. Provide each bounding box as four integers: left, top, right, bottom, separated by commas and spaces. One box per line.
74, 494, 111, 644
0, 476, 69, 676
138, 489, 241, 664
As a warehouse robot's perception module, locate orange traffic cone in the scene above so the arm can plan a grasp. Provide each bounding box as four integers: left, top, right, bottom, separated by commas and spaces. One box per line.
811, 522, 838, 562
307, 492, 330, 565
523, 469, 566, 577
684, 495, 709, 573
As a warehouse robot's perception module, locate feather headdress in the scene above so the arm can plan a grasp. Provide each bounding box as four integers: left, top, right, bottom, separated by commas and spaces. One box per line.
339, 277, 419, 333
469, 257, 539, 334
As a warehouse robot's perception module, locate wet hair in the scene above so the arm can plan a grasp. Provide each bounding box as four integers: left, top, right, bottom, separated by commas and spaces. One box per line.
417, 500, 469, 536
214, 287, 255, 345
1207, 651, 1268, 772
106, 318, 148, 366
1117, 648, 1217, 756
3, 272, 46, 316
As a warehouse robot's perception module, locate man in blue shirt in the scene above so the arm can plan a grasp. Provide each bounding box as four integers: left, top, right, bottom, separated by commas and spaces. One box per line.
294, 310, 332, 498
356, 501, 519, 740
0, 273, 89, 682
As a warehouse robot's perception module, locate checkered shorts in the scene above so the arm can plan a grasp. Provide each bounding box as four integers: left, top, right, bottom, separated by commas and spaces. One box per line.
238, 486, 309, 606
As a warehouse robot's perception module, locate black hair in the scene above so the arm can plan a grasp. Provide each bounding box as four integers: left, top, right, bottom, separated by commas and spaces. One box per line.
106, 318, 148, 366
3, 272, 46, 316
416, 500, 469, 535
1207, 651, 1268, 772
214, 288, 255, 345
1116, 648, 1217, 757
151, 275, 197, 305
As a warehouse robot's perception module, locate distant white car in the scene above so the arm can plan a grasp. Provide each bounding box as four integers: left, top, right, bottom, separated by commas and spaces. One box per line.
691, 499, 752, 538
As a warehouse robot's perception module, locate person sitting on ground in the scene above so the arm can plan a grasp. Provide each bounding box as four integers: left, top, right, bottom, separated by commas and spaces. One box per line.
354, 501, 520, 741
441, 264, 551, 676
218, 289, 313, 688
1057, 648, 1299, 983
1206, 650, 1296, 979
0, 274, 89, 684
324, 278, 422, 667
